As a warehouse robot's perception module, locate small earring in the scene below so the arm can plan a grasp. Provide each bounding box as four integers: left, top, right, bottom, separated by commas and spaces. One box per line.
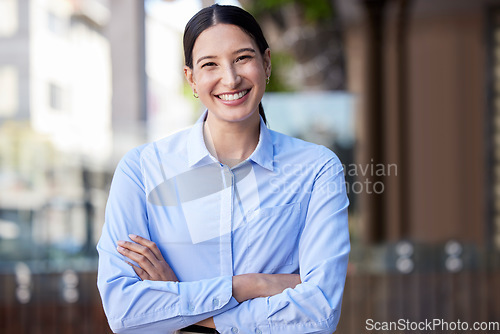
266, 76, 270, 85
193, 92, 199, 98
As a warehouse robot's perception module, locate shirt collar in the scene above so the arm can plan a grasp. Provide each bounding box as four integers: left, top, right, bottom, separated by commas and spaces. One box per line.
187, 110, 212, 168
248, 117, 274, 171
187, 110, 274, 171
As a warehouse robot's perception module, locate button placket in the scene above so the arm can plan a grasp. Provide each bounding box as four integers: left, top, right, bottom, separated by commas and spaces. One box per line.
219, 165, 234, 277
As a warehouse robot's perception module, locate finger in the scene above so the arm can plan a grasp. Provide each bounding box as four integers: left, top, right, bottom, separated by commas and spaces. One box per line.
126, 261, 151, 281
128, 234, 164, 261
117, 240, 158, 265
117, 245, 156, 274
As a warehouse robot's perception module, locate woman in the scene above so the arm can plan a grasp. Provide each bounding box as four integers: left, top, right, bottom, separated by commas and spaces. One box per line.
97, 4, 350, 334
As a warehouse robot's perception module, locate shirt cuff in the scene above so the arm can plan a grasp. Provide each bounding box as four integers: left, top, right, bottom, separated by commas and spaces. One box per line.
179, 275, 238, 316
213, 298, 270, 334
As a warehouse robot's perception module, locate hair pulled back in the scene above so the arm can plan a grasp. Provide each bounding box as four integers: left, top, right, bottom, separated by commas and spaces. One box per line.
183, 4, 269, 124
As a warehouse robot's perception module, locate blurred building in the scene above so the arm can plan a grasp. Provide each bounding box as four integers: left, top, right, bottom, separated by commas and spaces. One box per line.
0, 1, 115, 331
145, 0, 200, 142
106, 0, 148, 161
0, 0, 112, 265
334, 0, 500, 332
336, 0, 498, 248
0, 0, 202, 327
0, 0, 201, 266
0, 0, 112, 161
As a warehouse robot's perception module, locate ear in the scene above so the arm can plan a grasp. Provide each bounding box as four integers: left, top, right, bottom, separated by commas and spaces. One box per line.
263, 48, 272, 78
184, 66, 197, 92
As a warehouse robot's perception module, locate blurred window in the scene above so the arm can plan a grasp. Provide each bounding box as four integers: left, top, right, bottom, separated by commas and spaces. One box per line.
0, 0, 18, 37
49, 82, 64, 111
47, 11, 67, 36
0, 66, 19, 117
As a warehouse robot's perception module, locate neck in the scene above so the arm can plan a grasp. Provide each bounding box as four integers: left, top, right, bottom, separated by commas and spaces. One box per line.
203, 112, 261, 168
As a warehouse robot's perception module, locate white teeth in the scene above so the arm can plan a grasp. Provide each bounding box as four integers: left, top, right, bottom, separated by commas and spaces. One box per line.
218, 90, 248, 101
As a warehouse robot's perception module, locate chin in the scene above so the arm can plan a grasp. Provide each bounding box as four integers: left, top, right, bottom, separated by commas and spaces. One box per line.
208, 104, 259, 123
226, 109, 260, 123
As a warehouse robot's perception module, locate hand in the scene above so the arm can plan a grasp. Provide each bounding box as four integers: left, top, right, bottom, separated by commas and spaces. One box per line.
196, 317, 216, 329
232, 273, 301, 303
259, 273, 302, 297
117, 234, 178, 282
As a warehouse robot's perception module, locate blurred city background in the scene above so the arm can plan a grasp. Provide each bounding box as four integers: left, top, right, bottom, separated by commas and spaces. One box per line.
0, 0, 499, 333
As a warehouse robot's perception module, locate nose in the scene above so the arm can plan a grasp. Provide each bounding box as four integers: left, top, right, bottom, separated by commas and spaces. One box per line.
221, 65, 241, 88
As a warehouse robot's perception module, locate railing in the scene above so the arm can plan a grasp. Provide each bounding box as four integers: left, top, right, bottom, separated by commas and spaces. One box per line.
339, 271, 500, 334
1, 243, 499, 334
0, 271, 111, 334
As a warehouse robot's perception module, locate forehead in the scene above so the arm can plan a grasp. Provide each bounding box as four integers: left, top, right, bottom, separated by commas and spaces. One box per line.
192, 24, 257, 57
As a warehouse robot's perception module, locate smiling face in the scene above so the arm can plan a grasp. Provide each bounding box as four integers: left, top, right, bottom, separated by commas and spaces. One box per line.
184, 24, 271, 126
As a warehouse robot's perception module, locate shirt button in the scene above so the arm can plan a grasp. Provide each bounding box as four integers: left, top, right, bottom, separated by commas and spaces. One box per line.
255, 329, 262, 334
212, 298, 219, 307
231, 327, 239, 333
188, 304, 195, 312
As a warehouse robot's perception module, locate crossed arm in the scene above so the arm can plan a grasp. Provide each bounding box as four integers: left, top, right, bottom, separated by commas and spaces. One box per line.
99, 147, 349, 334
117, 234, 302, 329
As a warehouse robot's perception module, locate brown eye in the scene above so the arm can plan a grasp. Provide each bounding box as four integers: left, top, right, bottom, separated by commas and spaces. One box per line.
201, 62, 216, 68
236, 55, 252, 62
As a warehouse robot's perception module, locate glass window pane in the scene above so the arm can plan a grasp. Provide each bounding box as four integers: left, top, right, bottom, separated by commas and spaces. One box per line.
0, 0, 18, 37
0, 66, 19, 117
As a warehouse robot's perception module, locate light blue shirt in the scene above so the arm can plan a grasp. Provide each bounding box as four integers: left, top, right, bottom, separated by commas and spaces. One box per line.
97, 111, 350, 334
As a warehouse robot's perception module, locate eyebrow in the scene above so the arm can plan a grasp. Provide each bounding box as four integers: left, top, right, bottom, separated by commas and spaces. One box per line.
196, 48, 256, 65
234, 48, 256, 55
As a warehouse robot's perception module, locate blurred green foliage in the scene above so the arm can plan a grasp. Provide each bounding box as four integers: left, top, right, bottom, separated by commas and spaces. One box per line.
266, 51, 295, 92
249, 0, 335, 23
245, 0, 341, 91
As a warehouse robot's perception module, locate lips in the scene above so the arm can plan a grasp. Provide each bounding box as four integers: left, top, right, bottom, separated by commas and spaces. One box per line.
216, 89, 250, 101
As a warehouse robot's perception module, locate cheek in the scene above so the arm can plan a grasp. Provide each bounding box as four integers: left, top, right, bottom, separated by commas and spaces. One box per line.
195, 73, 217, 93
241, 66, 266, 85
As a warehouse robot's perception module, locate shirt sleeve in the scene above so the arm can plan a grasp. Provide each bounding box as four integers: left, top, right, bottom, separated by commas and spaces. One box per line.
213, 149, 350, 334
97, 147, 239, 334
